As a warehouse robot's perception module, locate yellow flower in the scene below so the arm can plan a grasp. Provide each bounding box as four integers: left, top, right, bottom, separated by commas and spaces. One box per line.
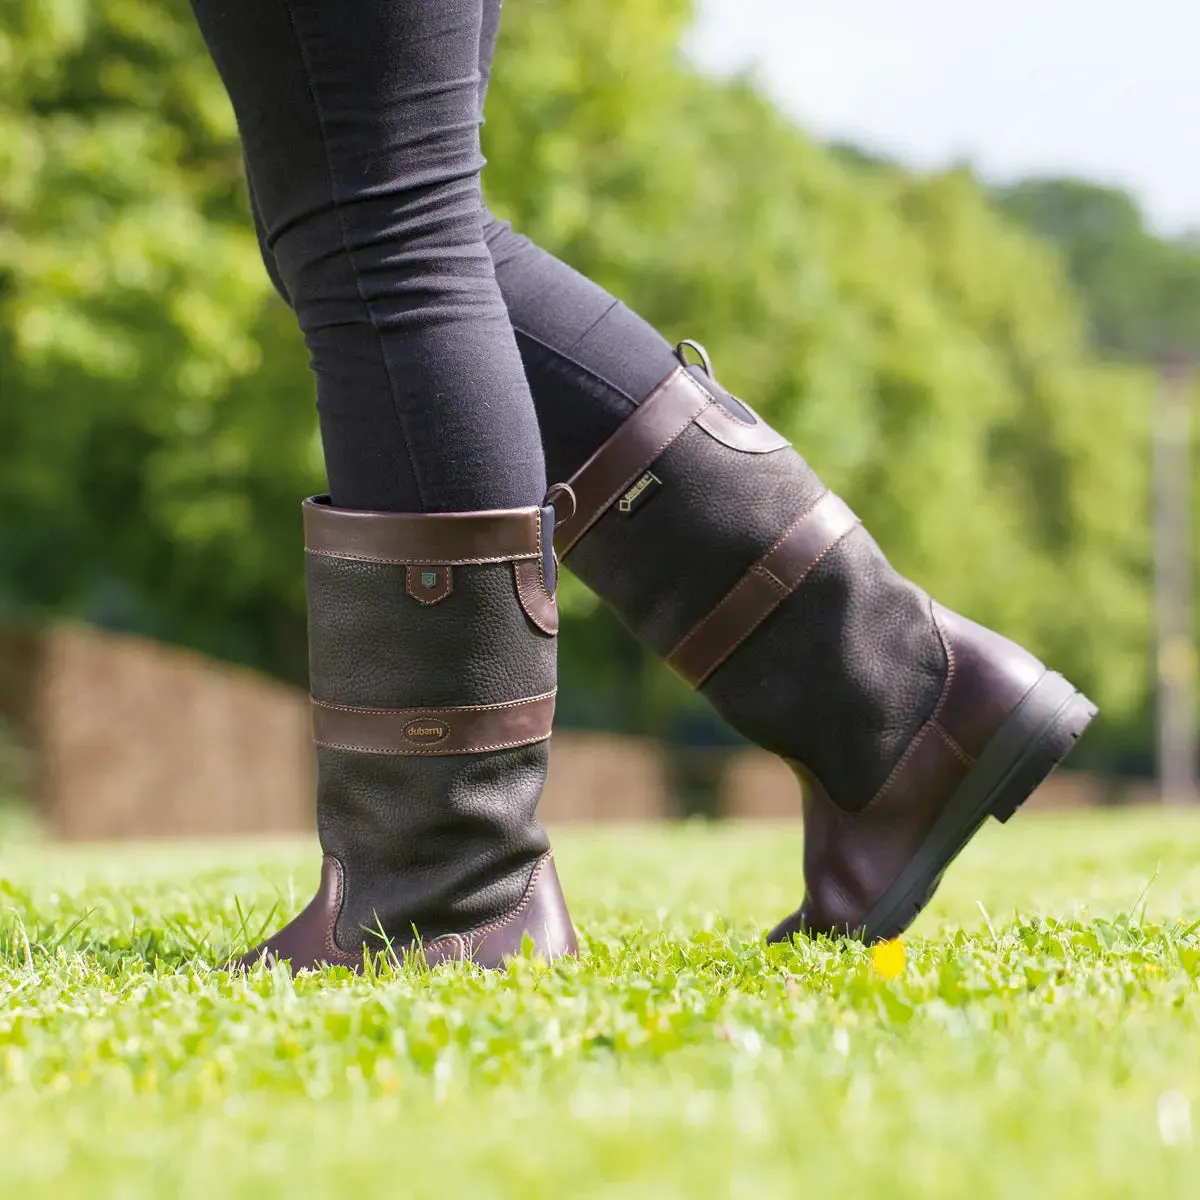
872, 939, 905, 980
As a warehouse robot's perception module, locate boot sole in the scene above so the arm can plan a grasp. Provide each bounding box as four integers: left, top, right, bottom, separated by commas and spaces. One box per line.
858, 671, 1098, 943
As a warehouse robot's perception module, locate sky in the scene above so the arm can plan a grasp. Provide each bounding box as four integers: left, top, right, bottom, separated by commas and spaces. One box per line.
687, 0, 1200, 234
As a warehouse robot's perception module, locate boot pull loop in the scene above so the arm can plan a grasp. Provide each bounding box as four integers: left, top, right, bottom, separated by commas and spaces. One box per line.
675, 339, 715, 379
544, 483, 577, 531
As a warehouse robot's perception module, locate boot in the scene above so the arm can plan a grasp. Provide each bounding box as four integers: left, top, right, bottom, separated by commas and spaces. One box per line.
240, 497, 577, 971
552, 342, 1097, 943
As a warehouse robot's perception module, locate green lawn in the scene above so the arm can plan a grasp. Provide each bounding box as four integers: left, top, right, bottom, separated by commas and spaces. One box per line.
3, 811, 1200, 1198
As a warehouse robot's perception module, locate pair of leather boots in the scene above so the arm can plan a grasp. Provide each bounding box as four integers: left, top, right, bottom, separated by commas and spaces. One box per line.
241, 345, 1096, 972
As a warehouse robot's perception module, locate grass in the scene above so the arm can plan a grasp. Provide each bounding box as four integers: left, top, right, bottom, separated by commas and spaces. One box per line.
3, 811, 1200, 1197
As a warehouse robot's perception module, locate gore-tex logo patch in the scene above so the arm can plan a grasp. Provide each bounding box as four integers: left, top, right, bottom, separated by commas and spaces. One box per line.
618, 471, 661, 516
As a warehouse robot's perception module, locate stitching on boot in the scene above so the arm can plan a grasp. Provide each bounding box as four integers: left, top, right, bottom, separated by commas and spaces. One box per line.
406, 564, 453, 606
511, 521, 559, 636
312, 690, 556, 716
305, 548, 538, 566
686, 530, 851, 680
536, 508, 545, 595
317, 734, 553, 756
667, 491, 830, 661
419, 853, 551, 960
311, 691, 556, 756
685, 372, 762, 430
591, 403, 711, 523
569, 391, 714, 548
669, 498, 859, 684
322, 856, 361, 967
931, 720, 973, 767
513, 562, 559, 634
864, 600, 957, 811
667, 499, 816, 667
756, 563, 790, 592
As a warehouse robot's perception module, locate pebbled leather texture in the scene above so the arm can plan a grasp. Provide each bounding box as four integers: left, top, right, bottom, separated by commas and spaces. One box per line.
776, 601, 1054, 941
239, 851, 576, 972
567, 429, 829, 656
564, 401, 945, 812
666, 492, 861, 686
317, 742, 553, 949
307, 557, 555, 707
555, 356, 1092, 946
702, 527, 946, 812
553, 363, 790, 558
243, 501, 576, 967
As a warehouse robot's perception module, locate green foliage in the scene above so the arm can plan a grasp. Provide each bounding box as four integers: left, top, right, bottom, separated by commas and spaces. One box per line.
3, 814, 1200, 1194
0, 0, 1162, 753
0, 0, 318, 676
994, 178, 1200, 772
996, 177, 1200, 361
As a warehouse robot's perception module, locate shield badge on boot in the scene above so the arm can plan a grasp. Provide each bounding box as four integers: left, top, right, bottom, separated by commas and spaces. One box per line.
406, 565, 453, 605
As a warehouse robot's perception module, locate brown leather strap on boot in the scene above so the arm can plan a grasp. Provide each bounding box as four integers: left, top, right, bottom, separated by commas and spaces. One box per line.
553, 361, 790, 558
665, 491, 860, 686
304, 498, 560, 637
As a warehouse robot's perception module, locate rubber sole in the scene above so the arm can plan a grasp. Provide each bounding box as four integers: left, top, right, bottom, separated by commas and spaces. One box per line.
858, 671, 1098, 943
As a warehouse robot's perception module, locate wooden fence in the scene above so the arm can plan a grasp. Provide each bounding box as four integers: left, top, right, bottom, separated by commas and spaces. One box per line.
0, 624, 1134, 839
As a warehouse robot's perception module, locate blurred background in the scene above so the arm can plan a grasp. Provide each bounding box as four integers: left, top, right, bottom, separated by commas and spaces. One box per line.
0, 0, 1196, 838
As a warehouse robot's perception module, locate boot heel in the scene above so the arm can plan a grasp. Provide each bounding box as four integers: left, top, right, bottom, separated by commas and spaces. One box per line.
855, 670, 1097, 943
988, 677, 1098, 824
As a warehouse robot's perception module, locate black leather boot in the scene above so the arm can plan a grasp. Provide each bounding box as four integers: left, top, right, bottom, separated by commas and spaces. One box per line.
241, 497, 577, 971
552, 343, 1096, 943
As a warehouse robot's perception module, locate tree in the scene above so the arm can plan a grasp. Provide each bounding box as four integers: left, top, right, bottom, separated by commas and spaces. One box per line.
0, 0, 1163, 765
996, 178, 1200, 361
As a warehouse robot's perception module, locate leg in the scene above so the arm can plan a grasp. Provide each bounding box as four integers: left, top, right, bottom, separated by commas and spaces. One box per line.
246, 0, 683, 483
484, 216, 686, 480
195, 0, 544, 515
190, 0, 574, 969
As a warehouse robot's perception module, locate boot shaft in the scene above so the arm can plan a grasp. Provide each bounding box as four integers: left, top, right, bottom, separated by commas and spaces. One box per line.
555, 351, 945, 812
304, 498, 560, 950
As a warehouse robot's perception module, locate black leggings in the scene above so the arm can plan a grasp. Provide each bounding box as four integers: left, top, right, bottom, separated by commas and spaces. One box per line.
191, 0, 683, 515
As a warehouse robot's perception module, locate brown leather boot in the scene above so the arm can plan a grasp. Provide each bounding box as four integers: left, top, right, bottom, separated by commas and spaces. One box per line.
240, 497, 577, 971
552, 343, 1096, 944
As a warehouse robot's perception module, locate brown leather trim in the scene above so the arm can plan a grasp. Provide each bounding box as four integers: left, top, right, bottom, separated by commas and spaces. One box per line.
240, 852, 577, 973
303, 497, 541, 565
691, 390, 791, 453
554, 368, 711, 557
418, 854, 579, 968
666, 492, 861, 687
237, 856, 361, 970
554, 370, 794, 559
513, 561, 559, 636
406, 564, 453, 605
311, 690, 556, 756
